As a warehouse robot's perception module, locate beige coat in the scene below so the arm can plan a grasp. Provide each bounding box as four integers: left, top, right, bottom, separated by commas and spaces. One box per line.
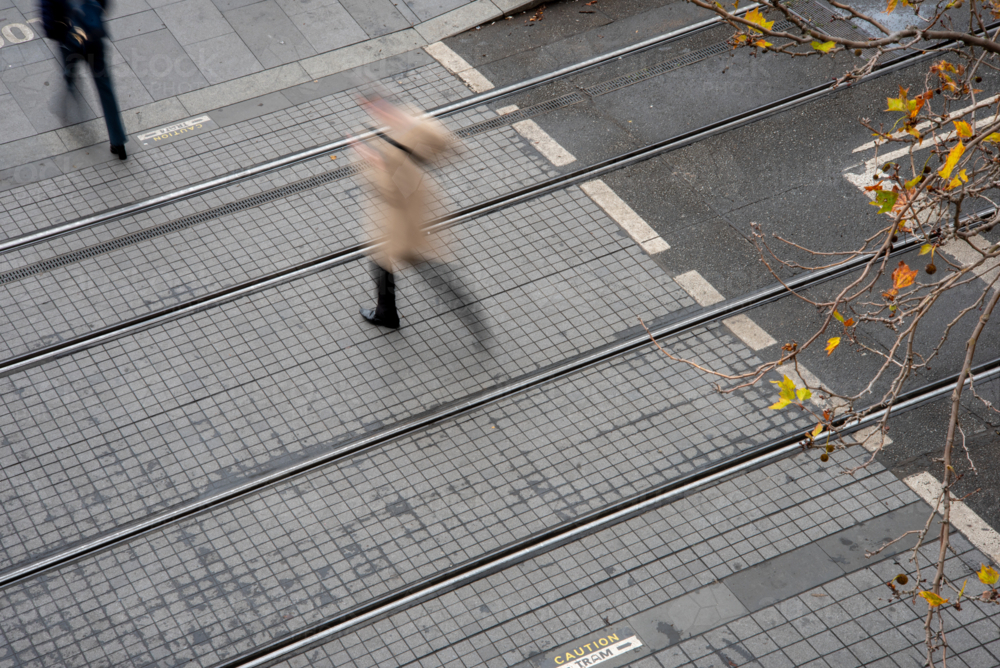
365, 115, 452, 271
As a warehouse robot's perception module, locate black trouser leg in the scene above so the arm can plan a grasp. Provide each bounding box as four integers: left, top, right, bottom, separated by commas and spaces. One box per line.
374, 263, 397, 320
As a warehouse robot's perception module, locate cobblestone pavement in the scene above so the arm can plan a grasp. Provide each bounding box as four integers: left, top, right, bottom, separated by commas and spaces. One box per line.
0, 117, 558, 360
3, 0, 1000, 666
0, 319, 809, 667
2, 184, 726, 571
268, 449, 1000, 668
0, 59, 468, 240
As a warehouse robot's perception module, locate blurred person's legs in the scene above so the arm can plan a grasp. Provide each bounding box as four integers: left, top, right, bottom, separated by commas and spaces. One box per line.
417, 260, 491, 348
87, 42, 128, 158
360, 262, 400, 329
58, 42, 78, 90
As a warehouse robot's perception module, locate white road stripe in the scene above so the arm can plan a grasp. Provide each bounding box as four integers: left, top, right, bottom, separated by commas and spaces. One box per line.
511, 119, 576, 166
580, 180, 669, 255
825, 408, 1000, 565
905, 471, 1000, 565
424, 42, 495, 93
940, 237, 1000, 290
774, 362, 830, 408
674, 270, 777, 350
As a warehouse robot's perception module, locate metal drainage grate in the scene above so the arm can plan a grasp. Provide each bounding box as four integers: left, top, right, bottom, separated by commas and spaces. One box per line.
792, 2, 876, 58
583, 23, 791, 97
455, 92, 585, 138
0, 162, 367, 286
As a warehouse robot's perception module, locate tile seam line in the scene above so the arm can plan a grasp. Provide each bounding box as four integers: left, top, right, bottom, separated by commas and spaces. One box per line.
3, 245, 998, 596
205, 361, 1000, 668
0, 7, 761, 255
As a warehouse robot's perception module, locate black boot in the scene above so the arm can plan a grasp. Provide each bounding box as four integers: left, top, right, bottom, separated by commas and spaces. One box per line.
360, 264, 400, 329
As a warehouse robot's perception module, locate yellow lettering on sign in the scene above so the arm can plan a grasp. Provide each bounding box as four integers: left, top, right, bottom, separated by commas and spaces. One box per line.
554, 633, 624, 666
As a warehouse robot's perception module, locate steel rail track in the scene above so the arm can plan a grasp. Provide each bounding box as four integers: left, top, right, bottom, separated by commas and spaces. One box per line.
0, 181, 978, 591
0, 41, 946, 380
0, 6, 760, 256
214, 357, 1000, 668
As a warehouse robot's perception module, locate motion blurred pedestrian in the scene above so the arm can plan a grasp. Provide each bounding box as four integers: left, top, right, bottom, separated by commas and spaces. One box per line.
351, 95, 487, 339
40, 0, 129, 160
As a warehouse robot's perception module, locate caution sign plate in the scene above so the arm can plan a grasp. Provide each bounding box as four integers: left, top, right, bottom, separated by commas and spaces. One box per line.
535, 627, 644, 668
137, 115, 216, 147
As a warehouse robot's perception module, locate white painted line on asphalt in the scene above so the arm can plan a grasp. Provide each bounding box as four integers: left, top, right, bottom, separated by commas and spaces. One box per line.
496, 104, 519, 115
852, 95, 1000, 153
674, 270, 777, 351
511, 119, 577, 166
906, 471, 1000, 565
775, 362, 831, 409
722, 314, 777, 351
424, 42, 495, 93
940, 237, 1000, 290
580, 180, 670, 255
674, 270, 724, 306
839, 425, 999, 564
855, 426, 893, 453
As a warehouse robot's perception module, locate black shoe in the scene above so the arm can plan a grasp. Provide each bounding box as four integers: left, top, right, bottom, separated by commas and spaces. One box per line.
360, 307, 399, 329
111, 144, 127, 160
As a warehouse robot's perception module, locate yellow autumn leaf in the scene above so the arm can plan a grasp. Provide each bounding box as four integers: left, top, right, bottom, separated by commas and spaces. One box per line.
886, 96, 908, 113
978, 564, 1000, 586
919, 590, 948, 606
985, 133, 1000, 143
796, 387, 812, 402
947, 169, 968, 190
811, 40, 835, 53
825, 337, 841, 355
939, 141, 965, 179
769, 375, 796, 410
744, 7, 774, 30
833, 310, 845, 323
953, 120, 973, 138
920, 243, 934, 255
811, 423, 823, 438
893, 261, 918, 289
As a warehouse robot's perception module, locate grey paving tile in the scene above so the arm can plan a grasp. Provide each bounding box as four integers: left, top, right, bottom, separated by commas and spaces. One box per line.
223, 0, 316, 68
184, 32, 263, 84
154, 0, 234, 46
0, 92, 39, 141
339, 0, 414, 37
1, 59, 98, 133
400, 0, 465, 22
286, 1, 370, 53
105, 8, 166, 39
115, 28, 210, 101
